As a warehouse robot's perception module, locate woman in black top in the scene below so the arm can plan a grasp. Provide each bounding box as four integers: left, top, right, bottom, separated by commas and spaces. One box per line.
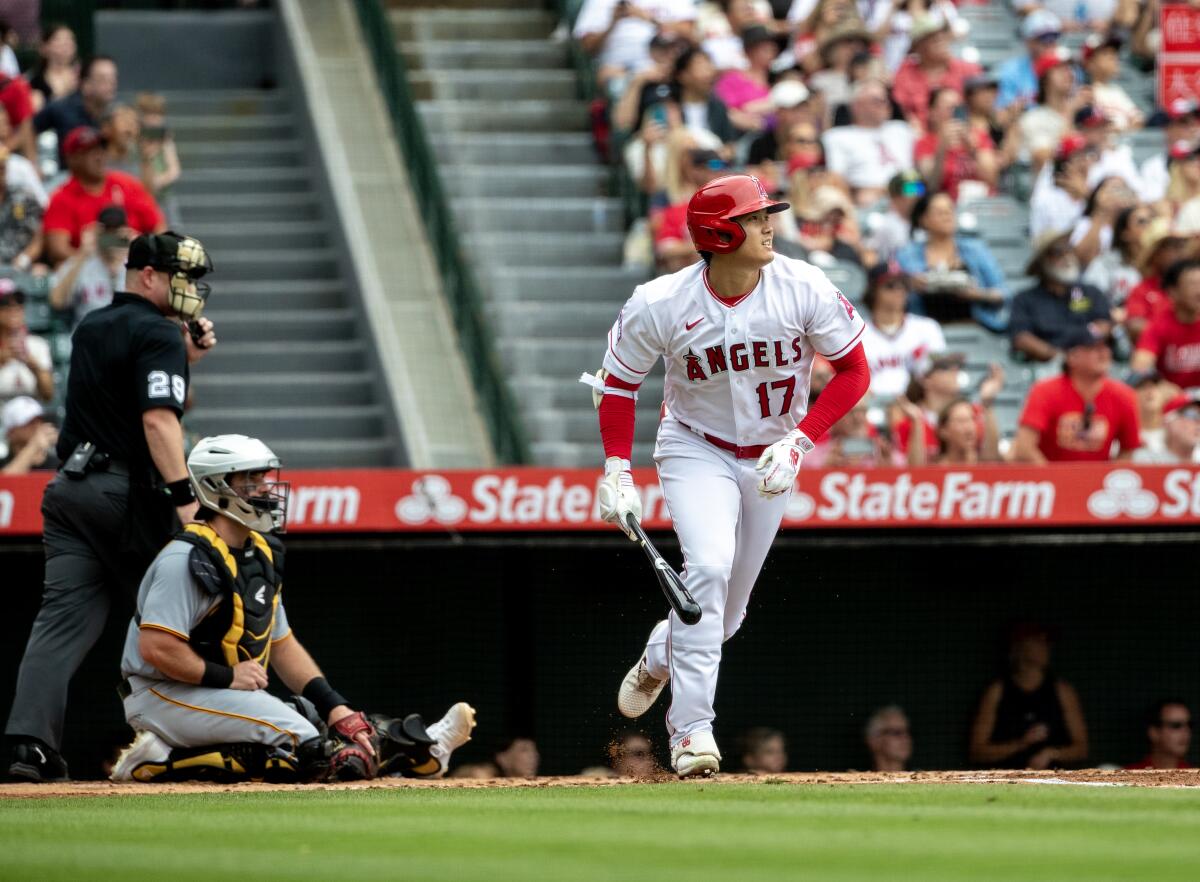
968, 622, 1089, 769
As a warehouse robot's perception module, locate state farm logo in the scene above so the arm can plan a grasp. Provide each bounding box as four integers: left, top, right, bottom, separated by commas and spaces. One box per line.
289, 486, 360, 525
786, 488, 816, 521
0, 490, 12, 528
1086, 470, 1158, 519
395, 475, 468, 525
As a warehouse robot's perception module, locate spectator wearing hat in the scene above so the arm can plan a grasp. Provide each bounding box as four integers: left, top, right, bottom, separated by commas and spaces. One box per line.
572, 0, 696, 97
1126, 701, 1194, 770
1070, 175, 1137, 270
864, 170, 924, 266
1124, 219, 1193, 341
896, 192, 1009, 330
49, 204, 131, 330
1082, 204, 1150, 309
697, 0, 780, 73
0, 280, 52, 405
745, 79, 813, 169
894, 353, 1001, 463
969, 621, 1088, 770
1017, 48, 1078, 170
861, 261, 945, 401
806, 19, 873, 110
0, 109, 48, 208
1029, 134, 1095, 240
713, 25, 779, 130
891, 15, 980, 130
1133, 391, 1200, 464
864, 706, 912, 772
1014, 326, 1139, 462
869, 0, 967, 75
1010, 230, 1113, 363
915, 87, 997, 202
822, 79, 914, 205
1131, 258, 1200, 391
42, 126, 165, 265
1141, 101, 1199, 204
995, 10, 1063, 115
1074, 105, 1143, 194
34, 55, 117, 165
0, 395, 56, 474
782, 183, 869, 267
0, 145, 44, 270
0, 68, 35, 163
1081, 34, 1142, 132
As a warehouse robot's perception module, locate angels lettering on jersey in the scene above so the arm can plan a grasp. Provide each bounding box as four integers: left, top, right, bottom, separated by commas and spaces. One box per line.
603, 254, 865, 447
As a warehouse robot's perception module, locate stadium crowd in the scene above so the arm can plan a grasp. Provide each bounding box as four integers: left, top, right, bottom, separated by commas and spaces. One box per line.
0, 23, 182, 474
574, 0, 1200, 466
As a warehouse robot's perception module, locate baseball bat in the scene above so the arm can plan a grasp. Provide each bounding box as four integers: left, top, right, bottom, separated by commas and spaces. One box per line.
626, 514, 702, 625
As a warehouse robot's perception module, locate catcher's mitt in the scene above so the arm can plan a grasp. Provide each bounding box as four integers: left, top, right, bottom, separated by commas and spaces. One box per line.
328, 711, 378, 781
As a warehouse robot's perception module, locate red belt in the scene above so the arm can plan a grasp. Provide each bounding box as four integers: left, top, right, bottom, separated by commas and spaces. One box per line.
677, 420, 768, 460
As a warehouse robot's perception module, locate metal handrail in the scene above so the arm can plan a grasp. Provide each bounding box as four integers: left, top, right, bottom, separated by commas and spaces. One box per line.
353, 0, 529, 464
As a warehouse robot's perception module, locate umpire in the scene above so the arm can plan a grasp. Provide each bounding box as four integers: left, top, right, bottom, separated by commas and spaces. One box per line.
5, 232, 215, 782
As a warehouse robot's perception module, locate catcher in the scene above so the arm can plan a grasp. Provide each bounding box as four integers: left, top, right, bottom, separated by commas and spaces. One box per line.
110, 433, 475, 783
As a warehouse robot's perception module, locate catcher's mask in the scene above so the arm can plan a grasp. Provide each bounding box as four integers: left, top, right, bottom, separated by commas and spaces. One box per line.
188, 434, 290, 533
126, 231, 214, 320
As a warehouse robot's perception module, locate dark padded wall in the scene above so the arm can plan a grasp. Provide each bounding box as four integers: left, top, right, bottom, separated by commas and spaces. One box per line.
2, 532, 1196, 778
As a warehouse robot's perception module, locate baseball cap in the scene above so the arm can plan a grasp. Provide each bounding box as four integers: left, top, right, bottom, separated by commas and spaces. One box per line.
1126, 368, 1160, 388
62, 126, 105, 157
0, 277, 25, 306
964, 73, 999, 93
125, 232, 211, 277
769, 79, 810, 109
867, 260, 908, 289
1, 396, 43, 436
909, 15, 948, 45
888, 169, 926, 198
1056, 132, 1090, 162
1025, 228, 1072, 275
97, 205, 127, 230
1166, 99, 1199, 122
1034, 46, 1072, 80
1169, 139, 1200, 162
1059, 325, 1109, 351
1163, 390, 1200, 420
688, 148, 729, 171
1021, 9, 1062, 40
740, 24, 777, 51
649, 32, 685, 52
1081, 33, 1122, 61
1073, 104, 1109, 129
924, 352, 966, 375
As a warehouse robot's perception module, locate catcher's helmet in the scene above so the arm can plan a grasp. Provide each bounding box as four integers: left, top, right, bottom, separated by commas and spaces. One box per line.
188, 434, 289, 533
686, 174, 789, 254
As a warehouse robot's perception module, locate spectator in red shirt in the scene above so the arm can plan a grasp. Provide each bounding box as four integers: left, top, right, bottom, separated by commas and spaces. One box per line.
915, 88, 998, 201
1013, 326, 1141, 463
42, 126, 164, 265
891, 16, 980, 131
1131, 258, 1200, 390
0, 72, 34, 162
1125, 700, 1193, 771
1124, 218, 1192, 342
895, 354, 1003, 464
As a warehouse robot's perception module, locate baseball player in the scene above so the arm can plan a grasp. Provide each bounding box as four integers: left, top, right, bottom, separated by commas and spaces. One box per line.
592, 174, 870, 777
110, 434, 475, 783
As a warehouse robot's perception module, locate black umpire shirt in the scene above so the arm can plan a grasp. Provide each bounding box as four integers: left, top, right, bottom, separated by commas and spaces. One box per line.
56, 291, 188, 475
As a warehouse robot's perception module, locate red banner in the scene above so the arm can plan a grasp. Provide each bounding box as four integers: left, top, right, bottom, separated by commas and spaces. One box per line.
1160, 4, 1200, 107
2, 465, 1200, 536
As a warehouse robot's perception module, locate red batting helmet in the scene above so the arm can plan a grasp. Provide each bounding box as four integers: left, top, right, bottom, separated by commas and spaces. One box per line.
686, 174, 790, 254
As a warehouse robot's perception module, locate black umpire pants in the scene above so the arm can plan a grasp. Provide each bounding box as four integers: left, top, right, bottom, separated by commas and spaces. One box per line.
5, 469, 150, 751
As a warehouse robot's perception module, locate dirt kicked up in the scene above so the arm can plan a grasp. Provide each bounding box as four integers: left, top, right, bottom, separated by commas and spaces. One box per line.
1, 767, 1197, 798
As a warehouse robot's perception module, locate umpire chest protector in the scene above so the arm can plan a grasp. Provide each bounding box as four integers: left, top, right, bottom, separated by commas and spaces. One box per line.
178, 523, 285, 668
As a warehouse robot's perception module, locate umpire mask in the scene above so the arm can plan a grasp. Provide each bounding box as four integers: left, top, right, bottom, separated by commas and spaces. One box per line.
188, 435, 291, 534
127, 232, 214, 320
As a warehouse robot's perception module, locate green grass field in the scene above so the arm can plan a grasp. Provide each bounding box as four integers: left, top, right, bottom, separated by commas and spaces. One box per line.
2, 783, 1199, 881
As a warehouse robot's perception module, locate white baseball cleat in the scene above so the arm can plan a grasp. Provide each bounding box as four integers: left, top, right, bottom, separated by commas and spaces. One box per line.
425, 702, 477, 779
618, 655, 667, 718
110, 730, 171, 782
671, 731, 721, 778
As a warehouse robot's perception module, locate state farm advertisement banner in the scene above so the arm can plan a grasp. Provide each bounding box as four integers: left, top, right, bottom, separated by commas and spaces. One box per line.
3, 466, 1200, 536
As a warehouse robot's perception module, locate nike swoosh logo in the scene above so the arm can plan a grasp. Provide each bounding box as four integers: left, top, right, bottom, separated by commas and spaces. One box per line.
685, 317, 704, 331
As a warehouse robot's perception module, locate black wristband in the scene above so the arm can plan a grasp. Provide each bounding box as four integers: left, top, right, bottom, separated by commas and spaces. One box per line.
201, 660, 234, 689
165, 478, 196, 506
302, 676, 349, 720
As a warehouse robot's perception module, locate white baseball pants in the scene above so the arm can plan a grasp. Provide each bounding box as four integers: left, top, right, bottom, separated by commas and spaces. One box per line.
642, 417, 791, 747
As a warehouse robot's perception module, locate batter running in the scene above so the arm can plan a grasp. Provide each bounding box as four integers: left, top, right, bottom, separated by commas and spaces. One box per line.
593, 174, 870, 777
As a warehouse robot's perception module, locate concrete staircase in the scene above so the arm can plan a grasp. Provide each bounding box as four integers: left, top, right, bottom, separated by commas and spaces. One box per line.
390, 0, 655, 466
165, 88, 398, 467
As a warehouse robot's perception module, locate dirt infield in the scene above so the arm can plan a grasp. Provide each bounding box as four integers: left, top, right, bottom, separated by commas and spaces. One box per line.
1, 768, 1197, 799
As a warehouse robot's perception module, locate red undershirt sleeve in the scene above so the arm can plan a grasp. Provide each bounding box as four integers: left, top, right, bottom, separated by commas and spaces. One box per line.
598, 374, 640, 461
797, 343, 870, 442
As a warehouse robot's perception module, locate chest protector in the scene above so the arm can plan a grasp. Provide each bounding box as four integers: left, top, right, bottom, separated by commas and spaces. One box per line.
177, 523, 285, 669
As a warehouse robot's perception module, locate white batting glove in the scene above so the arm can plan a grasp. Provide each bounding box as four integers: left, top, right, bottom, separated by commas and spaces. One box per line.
598, 456, 642, 540
754, 429, 813, 498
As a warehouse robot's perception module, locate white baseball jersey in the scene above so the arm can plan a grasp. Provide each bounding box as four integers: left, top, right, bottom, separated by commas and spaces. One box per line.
861, 314, 946, 401
603, 255, 866, 448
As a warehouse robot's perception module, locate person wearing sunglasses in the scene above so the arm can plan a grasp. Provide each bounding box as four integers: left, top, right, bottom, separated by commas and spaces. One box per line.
1013, 324, 1140, 463
1081, 204, 1151, 310
1126, 700, 1193, 770
865, 705, 913, 772
1132, 391, 1200, 464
